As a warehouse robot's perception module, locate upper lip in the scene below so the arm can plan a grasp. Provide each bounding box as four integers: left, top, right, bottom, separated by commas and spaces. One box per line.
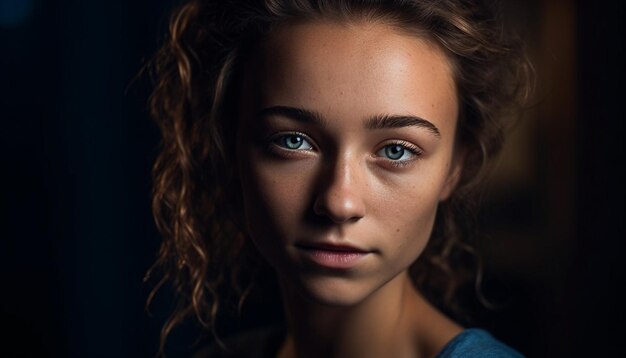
295, 241, 370, 253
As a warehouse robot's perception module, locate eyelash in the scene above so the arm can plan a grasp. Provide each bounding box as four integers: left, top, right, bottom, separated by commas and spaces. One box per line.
266, 131, 316, 156
264, 132, 423, 168
375, 140, 423, 168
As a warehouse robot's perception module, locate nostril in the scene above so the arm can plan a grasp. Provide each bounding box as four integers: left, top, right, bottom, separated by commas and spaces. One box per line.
312, 191, 365, 224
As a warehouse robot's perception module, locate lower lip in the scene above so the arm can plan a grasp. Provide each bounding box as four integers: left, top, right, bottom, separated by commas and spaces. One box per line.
299, 248, 370, 269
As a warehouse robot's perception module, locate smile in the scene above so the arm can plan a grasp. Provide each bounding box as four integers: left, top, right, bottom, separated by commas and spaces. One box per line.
295, 242, 372, 270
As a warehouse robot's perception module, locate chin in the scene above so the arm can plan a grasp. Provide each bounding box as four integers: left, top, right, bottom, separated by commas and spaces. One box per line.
291, 273, 379, 307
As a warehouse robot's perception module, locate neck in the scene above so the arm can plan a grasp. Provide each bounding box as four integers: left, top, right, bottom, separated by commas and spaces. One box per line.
277, 271, 421, 358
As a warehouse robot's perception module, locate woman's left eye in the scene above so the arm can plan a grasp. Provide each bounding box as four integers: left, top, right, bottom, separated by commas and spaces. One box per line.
273, 133, 314, 151
376, 143, 420, 162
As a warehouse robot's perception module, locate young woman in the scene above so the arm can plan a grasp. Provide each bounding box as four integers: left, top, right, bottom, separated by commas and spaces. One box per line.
147, 0, 532, 356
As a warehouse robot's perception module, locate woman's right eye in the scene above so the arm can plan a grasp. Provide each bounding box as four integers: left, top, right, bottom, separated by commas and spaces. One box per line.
272, 133, 314, 151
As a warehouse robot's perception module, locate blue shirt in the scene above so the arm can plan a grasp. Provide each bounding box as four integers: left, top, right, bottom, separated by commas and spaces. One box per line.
437, 328, 524, 357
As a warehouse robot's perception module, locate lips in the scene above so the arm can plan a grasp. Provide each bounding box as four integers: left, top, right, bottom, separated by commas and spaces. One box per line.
296, 242, 369, 253
295, 241, 372, 269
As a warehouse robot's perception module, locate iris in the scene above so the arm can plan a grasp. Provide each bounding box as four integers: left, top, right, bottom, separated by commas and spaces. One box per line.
283, 135, 305, 149
385, 145, 406, 160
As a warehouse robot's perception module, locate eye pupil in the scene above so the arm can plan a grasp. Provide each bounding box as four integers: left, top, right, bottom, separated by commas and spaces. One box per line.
284, 135, 303, 149
385, 145, 404, 160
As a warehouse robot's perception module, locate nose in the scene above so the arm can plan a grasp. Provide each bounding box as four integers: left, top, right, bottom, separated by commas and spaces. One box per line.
313, 155, 367, 224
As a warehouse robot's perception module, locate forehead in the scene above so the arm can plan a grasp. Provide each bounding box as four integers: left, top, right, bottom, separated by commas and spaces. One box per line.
241, 20, 458, 135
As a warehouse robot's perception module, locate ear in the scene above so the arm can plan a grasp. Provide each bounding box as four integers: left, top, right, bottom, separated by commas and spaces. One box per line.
439, 148, 465, 201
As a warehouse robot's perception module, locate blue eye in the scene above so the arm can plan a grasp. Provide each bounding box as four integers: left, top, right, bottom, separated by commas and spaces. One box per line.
376, 143, 419, 161
384, 145, 405, 160
275, 133, 314, 150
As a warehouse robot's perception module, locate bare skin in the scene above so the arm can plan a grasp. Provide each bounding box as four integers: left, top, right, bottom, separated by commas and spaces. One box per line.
237, 20, 464, 358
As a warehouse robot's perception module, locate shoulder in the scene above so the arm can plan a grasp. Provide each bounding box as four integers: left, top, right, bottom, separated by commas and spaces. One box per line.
436, 328, 525, 358
193, 325, 286, 358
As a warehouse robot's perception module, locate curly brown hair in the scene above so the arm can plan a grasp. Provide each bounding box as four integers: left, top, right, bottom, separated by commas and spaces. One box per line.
146, 0, 533, 353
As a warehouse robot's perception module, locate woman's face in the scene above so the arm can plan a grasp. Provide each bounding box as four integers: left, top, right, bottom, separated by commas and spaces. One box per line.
236, 20, 460, 305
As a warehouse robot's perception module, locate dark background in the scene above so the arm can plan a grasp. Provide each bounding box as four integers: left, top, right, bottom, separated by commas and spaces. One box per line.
1, 0, 623, 356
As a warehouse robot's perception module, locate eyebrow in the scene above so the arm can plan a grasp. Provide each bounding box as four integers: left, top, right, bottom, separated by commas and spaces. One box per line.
257, 106, 328, 127
365, 114, 440, 137
256, 105, 441, 138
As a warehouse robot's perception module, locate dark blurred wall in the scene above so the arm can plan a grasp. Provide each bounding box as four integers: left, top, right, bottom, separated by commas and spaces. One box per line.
571, 0, 624, 356
1, 0, 168, 356
0, 0, 623, 357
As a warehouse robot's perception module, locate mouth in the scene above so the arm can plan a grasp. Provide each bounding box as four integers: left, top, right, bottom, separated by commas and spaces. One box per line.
295, 242, 372, 269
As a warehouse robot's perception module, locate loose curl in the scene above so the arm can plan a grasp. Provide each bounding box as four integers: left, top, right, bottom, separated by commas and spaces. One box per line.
146, 0, 533, 353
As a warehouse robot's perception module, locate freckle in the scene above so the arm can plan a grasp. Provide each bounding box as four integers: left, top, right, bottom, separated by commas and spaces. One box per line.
396, 228, 400, 233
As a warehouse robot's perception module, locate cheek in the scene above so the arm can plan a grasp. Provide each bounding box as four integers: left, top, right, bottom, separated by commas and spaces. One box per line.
238, 153, 314, 242
371, 168, 448, 266
386, 196, 438, 260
